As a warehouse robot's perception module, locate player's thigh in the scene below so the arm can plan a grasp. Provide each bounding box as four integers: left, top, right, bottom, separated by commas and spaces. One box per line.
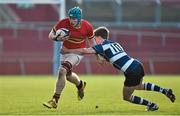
124, 64, 144, 87
61, 53, 83, 67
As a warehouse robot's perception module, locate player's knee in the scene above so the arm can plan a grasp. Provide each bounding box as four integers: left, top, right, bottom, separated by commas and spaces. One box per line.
59, 67, 67, 74
123, 95, 129, 101
61, 61, 72, 74
123, 93, 132, 101
57, 67, 67, 79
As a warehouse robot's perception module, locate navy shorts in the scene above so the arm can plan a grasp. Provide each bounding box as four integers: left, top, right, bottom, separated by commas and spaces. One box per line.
123, 60, 145, 87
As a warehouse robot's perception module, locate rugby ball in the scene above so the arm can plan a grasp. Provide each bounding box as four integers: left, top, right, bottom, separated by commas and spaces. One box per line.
55, 28, 70, 41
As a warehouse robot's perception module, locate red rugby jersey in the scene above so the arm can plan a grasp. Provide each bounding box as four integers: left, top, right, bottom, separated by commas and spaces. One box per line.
54, 18, 94, 49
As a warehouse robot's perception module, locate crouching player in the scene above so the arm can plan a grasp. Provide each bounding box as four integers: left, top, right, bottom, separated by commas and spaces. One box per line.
61, 26, 176, 111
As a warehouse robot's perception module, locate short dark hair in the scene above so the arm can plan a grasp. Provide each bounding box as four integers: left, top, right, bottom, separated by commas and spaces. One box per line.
94, 26, 109, 40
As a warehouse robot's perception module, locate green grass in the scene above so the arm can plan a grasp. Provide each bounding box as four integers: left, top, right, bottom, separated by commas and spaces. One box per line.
0, 75, 180, 115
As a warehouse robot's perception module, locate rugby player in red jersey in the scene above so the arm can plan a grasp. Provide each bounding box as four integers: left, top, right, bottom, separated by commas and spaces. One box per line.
43, 6, 95, 109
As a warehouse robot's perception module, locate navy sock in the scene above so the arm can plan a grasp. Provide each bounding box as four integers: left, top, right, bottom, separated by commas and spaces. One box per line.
77, 80, 83, 90
144, 82, 167, 95
130, 95, 152, 106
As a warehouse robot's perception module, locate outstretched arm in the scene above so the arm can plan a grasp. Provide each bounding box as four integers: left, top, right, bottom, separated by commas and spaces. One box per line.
61, 46, 108, 65
61, 47, 96, 55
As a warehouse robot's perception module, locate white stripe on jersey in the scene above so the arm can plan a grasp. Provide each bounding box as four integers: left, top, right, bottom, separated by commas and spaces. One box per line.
151, 84, 155, 90
140, 98, 144, 104
109, 52, 127, 63
121, 58, 134, 72
102, 44, 111, 50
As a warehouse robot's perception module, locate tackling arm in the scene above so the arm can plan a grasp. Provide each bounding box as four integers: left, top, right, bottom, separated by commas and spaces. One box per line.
61, 47, 96, 55
88, 37, 105, 63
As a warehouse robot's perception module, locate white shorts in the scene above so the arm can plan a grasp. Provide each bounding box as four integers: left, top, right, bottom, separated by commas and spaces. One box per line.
61, 53, 84, 67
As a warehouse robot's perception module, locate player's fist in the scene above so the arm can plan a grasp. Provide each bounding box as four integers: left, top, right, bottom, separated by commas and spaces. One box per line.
96, 54, 107, 65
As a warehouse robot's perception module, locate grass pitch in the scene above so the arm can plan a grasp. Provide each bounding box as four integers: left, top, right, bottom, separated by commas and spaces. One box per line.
0, 75, 180, 115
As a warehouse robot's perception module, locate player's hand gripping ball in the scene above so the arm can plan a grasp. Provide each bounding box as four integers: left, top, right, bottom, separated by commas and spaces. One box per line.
55, 28, 70, 41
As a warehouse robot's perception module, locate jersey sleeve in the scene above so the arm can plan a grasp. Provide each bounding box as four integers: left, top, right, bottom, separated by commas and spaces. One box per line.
92, 44, 103, 54
85, 21, 94, 39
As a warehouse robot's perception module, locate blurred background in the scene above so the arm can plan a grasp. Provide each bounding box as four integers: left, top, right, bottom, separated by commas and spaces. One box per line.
0, 0, 180, 75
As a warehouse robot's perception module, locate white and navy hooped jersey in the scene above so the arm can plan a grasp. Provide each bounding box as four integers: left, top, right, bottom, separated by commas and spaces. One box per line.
93, 40, 137, 72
